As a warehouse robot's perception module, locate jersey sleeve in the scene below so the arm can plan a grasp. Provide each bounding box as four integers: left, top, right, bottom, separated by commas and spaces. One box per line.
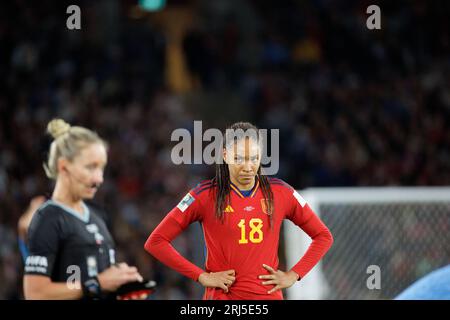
144, 191, 205, 281
24, 209, 61, 277
285, 189, 334, 279
166, 191, 204, 228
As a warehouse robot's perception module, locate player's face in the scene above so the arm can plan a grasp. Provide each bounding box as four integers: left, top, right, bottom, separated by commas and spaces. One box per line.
224, 138, 261, 190
65, 143, 108, 199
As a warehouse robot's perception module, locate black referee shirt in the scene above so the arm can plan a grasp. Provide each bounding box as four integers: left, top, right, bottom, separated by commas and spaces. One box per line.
24, 200, 116, 284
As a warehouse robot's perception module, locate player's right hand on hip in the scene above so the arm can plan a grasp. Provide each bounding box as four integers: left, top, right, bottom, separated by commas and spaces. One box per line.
198, 269, 236, 293
98, 262, 144, 292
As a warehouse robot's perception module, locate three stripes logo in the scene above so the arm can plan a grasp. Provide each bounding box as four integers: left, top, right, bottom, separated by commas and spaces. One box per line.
224, 205, 234, 213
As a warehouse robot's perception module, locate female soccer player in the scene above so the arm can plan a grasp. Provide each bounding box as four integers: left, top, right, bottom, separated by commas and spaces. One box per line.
23, 119, 145, 300
145, 122, 333, 300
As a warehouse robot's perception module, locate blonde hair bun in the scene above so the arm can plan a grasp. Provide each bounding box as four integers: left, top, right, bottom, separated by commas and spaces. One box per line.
47, 119, 71, 139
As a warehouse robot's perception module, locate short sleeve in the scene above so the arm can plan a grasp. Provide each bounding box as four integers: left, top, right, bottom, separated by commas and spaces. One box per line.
24, 210, 61, 277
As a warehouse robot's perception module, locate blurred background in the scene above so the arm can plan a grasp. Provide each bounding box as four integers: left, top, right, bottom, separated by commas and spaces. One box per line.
0, 0, 449, 299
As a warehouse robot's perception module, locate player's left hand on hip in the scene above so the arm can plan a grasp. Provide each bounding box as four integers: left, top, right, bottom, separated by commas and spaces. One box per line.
259, 264, 300, 294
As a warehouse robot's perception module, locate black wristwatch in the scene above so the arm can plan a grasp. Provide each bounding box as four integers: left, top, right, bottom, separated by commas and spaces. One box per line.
82, 277, 103, 299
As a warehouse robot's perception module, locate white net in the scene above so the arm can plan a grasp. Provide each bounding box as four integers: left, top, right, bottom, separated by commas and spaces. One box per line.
284, 187, 450, 300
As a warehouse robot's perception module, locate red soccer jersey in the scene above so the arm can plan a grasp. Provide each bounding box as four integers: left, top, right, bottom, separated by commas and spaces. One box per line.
145, 178, 333, 300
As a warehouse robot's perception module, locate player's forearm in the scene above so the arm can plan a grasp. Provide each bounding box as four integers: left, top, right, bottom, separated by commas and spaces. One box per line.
291, 227, 333, 278
145, 232, 205, 281
145, 216, 205, 280
24, 280, 83, 300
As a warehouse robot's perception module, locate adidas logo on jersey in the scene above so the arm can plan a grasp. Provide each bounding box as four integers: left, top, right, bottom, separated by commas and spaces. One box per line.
224, 205, 234, 213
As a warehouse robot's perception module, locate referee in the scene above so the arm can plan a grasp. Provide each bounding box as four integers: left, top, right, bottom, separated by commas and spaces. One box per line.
23, 119, 144, 300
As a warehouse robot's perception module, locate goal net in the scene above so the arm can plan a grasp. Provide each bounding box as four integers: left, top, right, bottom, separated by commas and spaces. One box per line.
284, 187, 450, 299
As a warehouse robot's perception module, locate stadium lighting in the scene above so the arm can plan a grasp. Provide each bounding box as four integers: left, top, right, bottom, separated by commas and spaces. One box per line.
138, 0, 166, 12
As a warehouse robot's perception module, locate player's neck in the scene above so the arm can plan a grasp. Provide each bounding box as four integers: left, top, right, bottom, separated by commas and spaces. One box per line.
229, 176, 256, 191
52, 180, 84, 215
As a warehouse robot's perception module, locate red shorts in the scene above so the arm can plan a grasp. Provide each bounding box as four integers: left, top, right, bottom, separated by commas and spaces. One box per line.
203, 287, 283, 300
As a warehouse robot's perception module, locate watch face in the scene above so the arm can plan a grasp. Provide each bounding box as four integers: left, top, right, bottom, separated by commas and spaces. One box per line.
84, 278, 101, 295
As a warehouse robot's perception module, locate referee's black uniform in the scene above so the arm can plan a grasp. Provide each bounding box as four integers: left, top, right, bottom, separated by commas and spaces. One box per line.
24, 200, 116, 299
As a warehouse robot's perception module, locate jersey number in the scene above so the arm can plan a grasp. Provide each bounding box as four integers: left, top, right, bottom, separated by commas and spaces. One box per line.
238, 218, 263, 244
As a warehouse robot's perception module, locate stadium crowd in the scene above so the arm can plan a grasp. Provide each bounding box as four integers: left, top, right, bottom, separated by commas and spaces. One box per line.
0, 0, 449, 299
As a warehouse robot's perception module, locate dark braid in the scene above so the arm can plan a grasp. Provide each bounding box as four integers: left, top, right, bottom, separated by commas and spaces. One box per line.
257, 168, 274, 227
213, 162, 231, 222
213, 122, 274, 227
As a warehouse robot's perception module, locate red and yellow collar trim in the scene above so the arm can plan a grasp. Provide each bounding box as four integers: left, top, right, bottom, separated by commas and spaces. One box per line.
230, 179, 260, 198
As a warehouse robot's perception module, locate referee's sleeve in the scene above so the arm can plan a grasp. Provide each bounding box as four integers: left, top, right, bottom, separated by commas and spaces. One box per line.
24, 210, 61, 278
